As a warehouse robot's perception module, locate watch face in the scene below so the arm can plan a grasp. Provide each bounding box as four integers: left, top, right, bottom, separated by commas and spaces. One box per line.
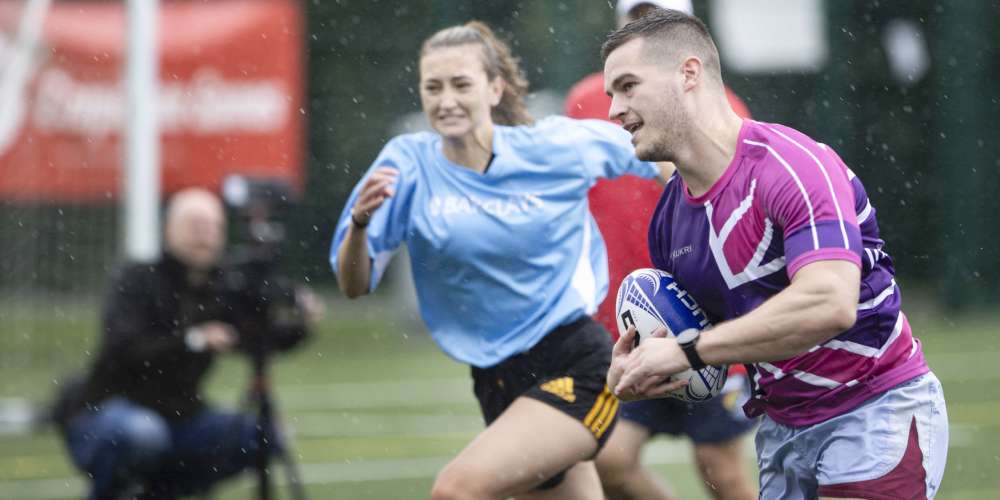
676, 328, 700, 345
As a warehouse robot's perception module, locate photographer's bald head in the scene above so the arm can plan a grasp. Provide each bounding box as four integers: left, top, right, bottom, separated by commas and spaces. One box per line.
164, 188, 227, 274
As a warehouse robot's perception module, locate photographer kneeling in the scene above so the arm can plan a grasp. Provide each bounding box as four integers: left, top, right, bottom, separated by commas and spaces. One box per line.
53, 188, 314, 500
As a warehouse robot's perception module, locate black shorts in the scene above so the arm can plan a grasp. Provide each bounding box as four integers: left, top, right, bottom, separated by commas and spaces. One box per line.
471, 315, 619, 450
620, 371, 758, 443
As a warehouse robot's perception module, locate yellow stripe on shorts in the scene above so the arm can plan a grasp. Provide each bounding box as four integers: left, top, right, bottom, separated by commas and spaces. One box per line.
583, 385, 618, 439
593, 396, 619, 439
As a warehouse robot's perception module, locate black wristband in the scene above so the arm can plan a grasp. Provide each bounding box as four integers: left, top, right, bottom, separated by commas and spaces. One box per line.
676, 328, 707, 370
350, 212, 369, 229
681, 342, 707, 371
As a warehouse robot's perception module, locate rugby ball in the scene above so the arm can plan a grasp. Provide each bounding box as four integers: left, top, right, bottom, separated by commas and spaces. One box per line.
615, 268, 727, 402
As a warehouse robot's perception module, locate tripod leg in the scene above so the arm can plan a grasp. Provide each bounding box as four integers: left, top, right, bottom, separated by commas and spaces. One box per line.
275, 446, 308, 500
254, 380, 273, 500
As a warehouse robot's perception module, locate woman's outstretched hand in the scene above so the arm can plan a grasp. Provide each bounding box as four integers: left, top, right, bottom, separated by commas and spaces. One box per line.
351, 167, 398, 227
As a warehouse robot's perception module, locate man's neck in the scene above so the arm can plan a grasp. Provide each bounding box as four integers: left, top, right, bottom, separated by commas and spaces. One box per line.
676, 106, 744, 198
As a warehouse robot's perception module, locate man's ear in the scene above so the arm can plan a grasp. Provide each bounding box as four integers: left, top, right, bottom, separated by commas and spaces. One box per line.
680, 56, 703, 91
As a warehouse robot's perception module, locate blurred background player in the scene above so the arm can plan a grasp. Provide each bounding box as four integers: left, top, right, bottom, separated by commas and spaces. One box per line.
564, 1, 756, 499
332, 20, 663, 500
52, 188, 313, 499
604, 8, 949, 499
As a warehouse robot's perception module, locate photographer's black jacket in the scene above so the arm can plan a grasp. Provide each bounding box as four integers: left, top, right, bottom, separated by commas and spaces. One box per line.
53, 252, 308, 426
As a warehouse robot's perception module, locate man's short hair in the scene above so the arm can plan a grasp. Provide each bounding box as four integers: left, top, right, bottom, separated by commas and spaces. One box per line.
616, 0, 693, 21
601, 7, 722, 81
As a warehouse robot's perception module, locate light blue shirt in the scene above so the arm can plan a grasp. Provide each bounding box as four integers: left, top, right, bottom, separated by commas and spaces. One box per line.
330, 116, 658, 367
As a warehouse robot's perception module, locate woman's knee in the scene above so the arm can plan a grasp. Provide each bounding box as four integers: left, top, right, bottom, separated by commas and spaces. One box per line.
430, 462, 496, 500
429, 474, 462, 500
430, 469, 468, 500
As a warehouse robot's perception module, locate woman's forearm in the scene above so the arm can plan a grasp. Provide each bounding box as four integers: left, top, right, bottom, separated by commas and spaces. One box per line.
337, 225, 373, 298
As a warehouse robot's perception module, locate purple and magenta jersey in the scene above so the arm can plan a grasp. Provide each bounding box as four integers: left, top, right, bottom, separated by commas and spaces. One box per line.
648, 120, 929, 426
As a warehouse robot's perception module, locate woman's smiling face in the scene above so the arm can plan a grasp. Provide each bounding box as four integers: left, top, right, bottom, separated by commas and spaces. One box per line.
419, 45, 502, 140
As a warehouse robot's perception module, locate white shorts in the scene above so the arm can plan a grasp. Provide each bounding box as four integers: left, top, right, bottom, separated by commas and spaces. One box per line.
756, 372, 948, 499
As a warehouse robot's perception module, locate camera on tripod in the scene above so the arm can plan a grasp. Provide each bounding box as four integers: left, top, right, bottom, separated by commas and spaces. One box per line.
221, 175, 309, 355
221, 175, 311, 500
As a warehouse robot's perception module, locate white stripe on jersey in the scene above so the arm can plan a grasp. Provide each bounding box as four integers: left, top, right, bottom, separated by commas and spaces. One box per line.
838, 314, 908, 388
813, 307, 903, 361
570, 216, 597, 314
858, 279, 896, 310
756, 361, 842, 389
766, 126, 851, 249
864, 248, 876, 269
846, 167, 876, 225
716, 178, 758, 243
812, 338, 878, 357
875, 312, 906, 358
763, 313, 907, 392
743, 139, 819, 249
704, 179, 786, 289
792, 370, 842, 389
748, 218, 778, 275
857, 200, 873, 224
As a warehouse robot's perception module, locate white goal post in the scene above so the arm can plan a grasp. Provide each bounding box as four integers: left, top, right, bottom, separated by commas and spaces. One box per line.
123, 0, 161, 261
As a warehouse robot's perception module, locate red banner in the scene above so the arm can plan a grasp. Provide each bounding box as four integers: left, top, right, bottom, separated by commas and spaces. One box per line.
0, 0, 303, 201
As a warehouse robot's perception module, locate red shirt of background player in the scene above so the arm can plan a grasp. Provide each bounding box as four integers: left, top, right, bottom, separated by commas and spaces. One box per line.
565, 72, 751, 339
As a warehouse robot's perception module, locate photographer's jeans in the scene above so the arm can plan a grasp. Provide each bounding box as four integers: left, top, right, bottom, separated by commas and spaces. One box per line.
64, 397, 280, 499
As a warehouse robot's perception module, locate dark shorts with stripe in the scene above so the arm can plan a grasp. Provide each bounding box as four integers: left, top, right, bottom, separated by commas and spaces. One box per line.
619, 373, 757, 444
471, 316, 619, 489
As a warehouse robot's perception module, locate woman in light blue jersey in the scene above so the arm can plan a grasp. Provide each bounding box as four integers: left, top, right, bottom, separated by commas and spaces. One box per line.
332, 21, 660, 499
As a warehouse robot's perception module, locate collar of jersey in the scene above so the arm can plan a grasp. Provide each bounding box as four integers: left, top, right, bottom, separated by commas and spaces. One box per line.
683, 119, 753, 206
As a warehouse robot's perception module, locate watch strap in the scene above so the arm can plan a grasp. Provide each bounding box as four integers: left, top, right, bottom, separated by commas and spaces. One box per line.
678, 329, 707, 370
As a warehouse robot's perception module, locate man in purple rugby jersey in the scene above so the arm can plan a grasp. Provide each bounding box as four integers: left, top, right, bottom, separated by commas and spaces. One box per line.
601, 8, 948, 500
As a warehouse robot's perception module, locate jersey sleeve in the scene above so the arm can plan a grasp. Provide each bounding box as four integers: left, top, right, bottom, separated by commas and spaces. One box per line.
567, 118, 659, 181
757, 135, 863, 278
329, 137, 416, 292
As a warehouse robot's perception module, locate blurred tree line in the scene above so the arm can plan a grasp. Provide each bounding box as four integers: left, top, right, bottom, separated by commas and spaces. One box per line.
295, 0, 999, 309
3, 0, 995, 311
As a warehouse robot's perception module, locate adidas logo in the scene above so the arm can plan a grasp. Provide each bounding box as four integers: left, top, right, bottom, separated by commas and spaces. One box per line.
540, 377, 576, 403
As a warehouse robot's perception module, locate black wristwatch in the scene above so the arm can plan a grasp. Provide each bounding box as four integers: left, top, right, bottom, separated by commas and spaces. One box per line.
676, 328, 707, 370
350, 209, 369, 229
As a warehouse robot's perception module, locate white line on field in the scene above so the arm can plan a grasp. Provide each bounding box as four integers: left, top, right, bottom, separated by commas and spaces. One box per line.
214, 377, 477, 411
0, 477, 83, 500
287, 411, 482, 438
0, 423, 982, 500
0, 440, 704, 498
